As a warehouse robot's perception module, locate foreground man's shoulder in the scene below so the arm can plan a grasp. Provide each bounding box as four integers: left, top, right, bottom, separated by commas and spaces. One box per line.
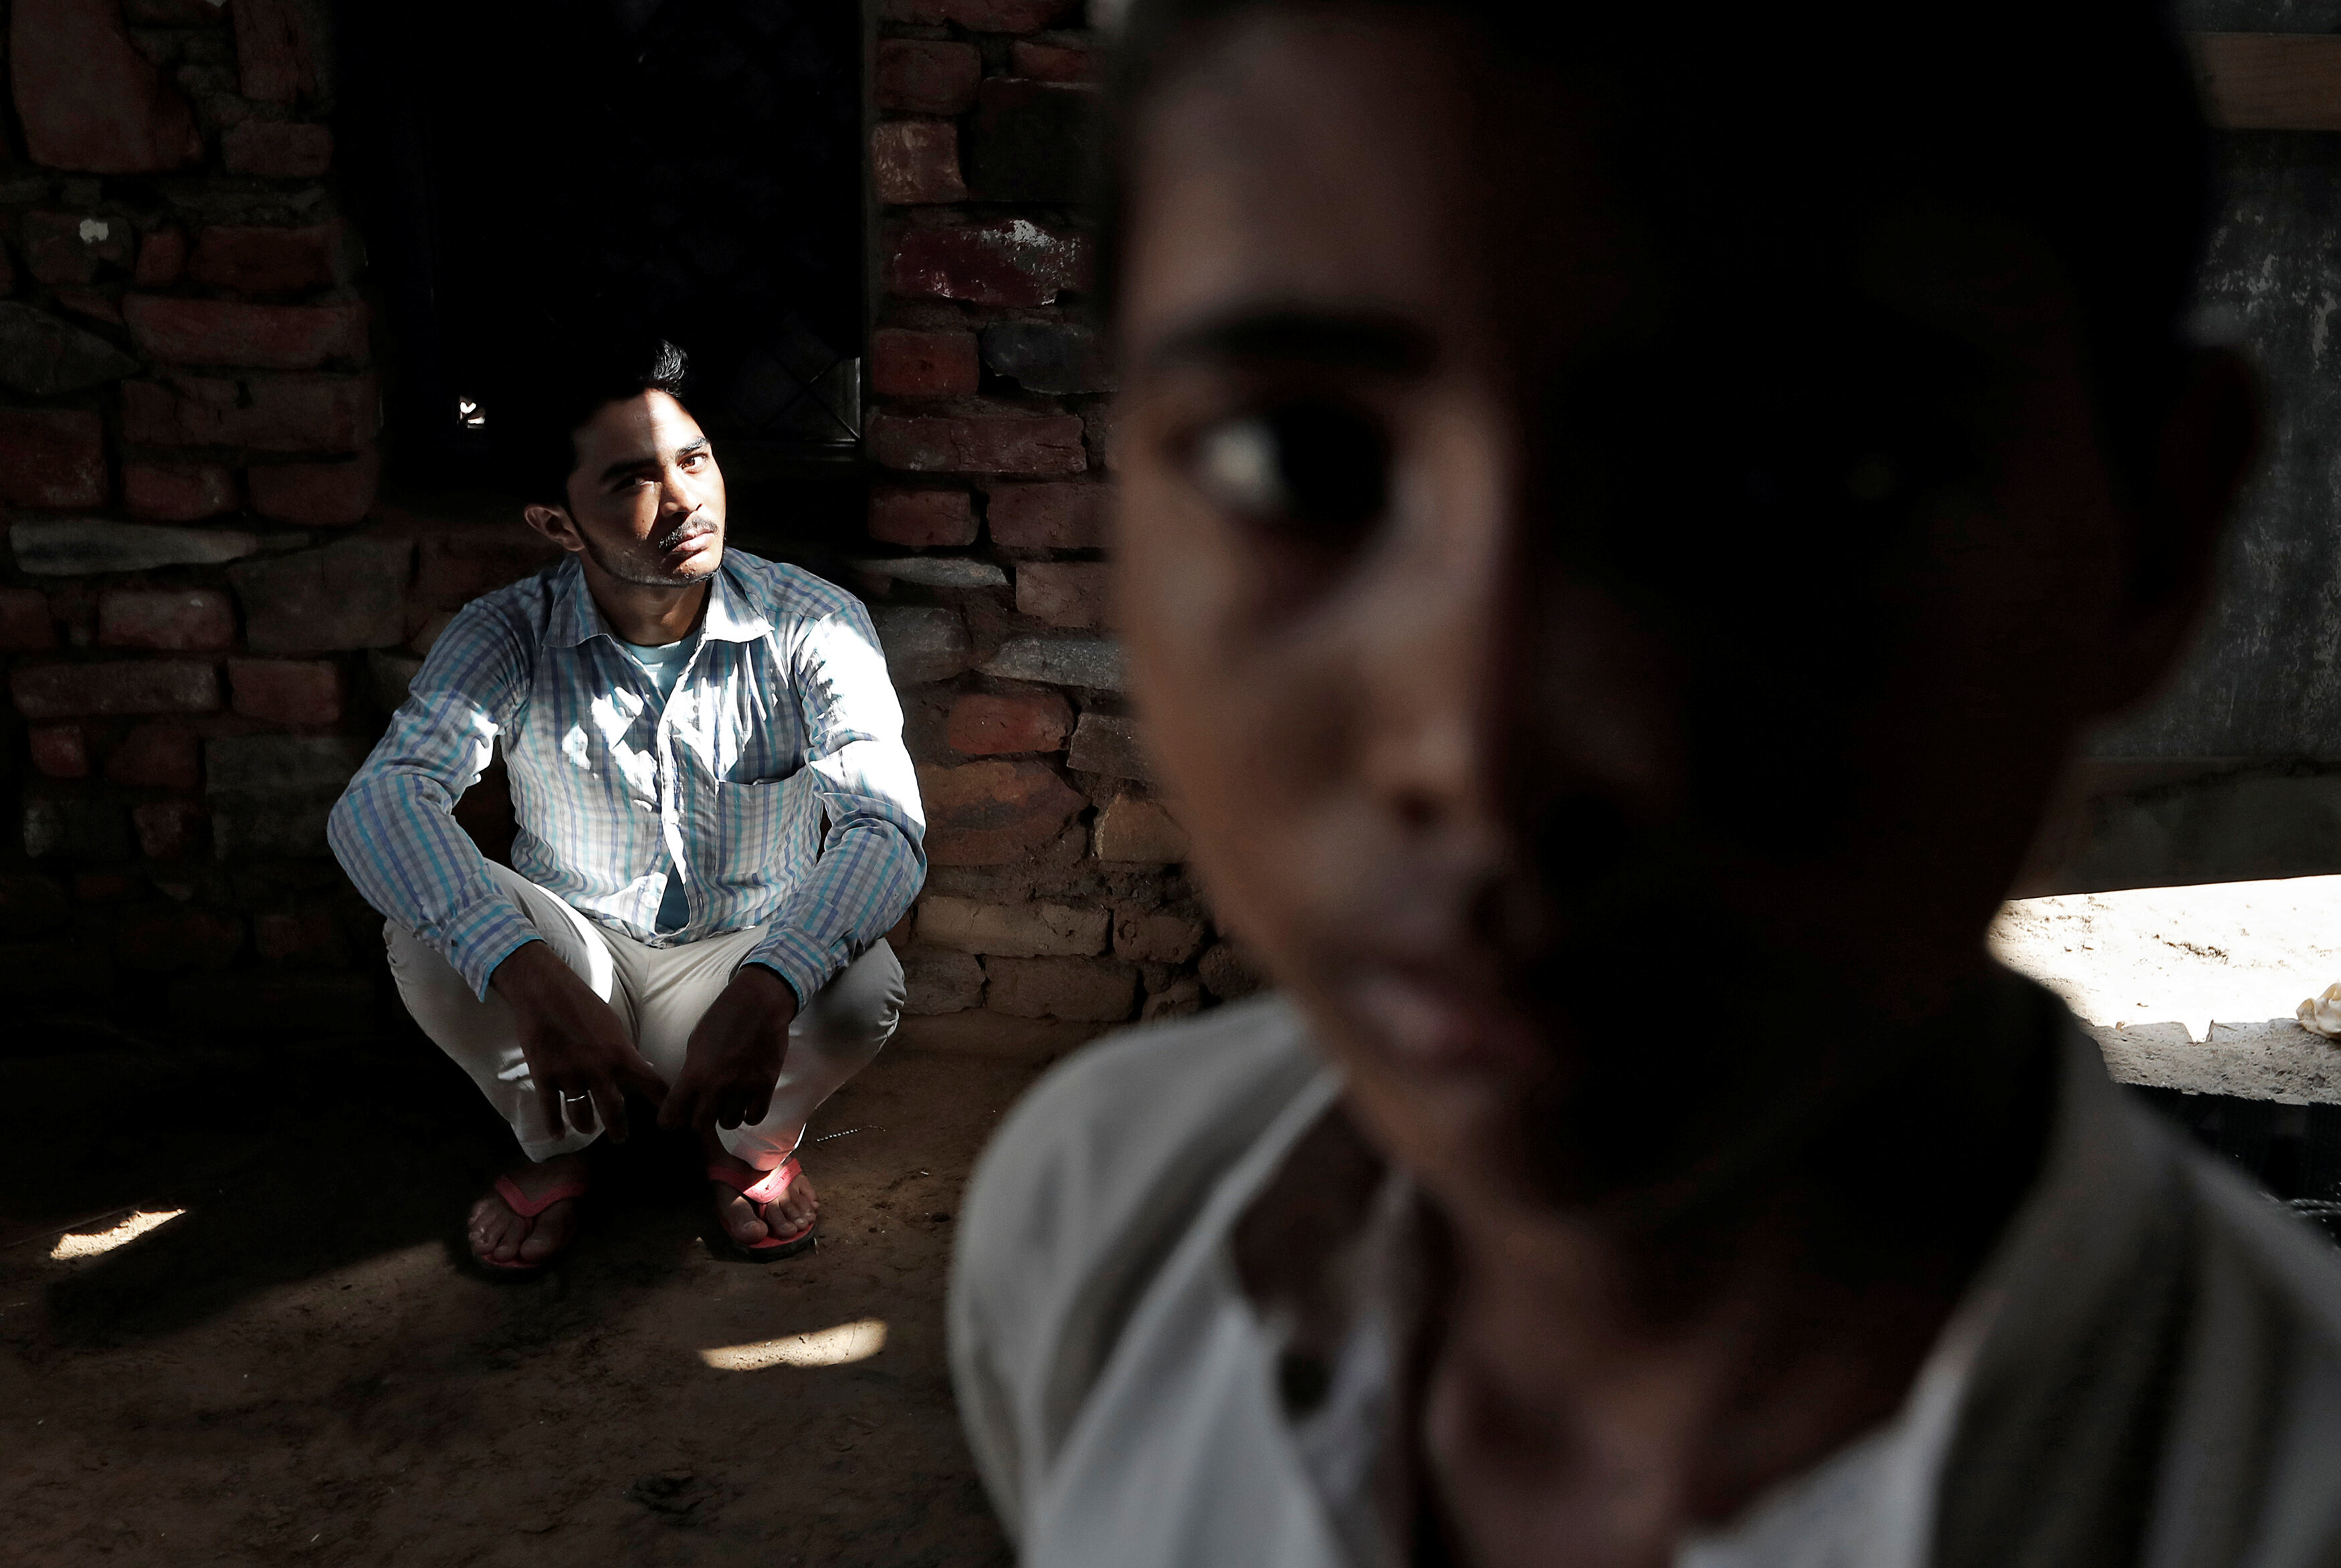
949, 996, 1327, 1525
964, 995, 1324, 1252
953, 997, 1324, 1341
2147, 1114, 2341, 1555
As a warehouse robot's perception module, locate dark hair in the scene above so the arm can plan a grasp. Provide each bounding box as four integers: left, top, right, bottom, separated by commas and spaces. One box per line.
1100, 1, 2212, 496
490, 330, 692, 506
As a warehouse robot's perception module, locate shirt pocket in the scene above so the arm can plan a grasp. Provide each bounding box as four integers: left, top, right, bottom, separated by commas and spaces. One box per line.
710, 771, 809, 890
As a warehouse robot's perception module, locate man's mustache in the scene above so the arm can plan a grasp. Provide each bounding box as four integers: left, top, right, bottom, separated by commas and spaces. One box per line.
652, 512, 716, 552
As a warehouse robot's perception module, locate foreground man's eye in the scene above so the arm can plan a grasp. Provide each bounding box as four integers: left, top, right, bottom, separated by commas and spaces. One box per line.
1191, 401, 1391, 547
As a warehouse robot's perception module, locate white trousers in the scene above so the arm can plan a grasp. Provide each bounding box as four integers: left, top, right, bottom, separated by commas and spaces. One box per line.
387, 863, 903, 1167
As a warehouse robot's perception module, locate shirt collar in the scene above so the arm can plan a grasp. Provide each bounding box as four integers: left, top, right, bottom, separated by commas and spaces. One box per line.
544, 552, 772, 650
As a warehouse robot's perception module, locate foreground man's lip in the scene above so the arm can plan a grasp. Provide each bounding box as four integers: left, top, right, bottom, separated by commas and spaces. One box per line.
1347, 967, 1540, 1073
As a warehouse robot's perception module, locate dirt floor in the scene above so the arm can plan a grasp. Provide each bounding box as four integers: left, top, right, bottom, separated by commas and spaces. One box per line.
0, 1010, 1096, 1568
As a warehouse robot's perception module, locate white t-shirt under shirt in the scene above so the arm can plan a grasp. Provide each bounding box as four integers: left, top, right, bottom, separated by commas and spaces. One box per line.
616, 629, 702, 934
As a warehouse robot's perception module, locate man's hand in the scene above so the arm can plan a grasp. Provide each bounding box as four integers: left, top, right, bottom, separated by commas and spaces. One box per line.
491, 941, 667, 1142
662, 964, 799, 1134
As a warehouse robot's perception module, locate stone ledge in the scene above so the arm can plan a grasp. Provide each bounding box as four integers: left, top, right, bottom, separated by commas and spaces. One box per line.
2091, 1018, 2341, 1105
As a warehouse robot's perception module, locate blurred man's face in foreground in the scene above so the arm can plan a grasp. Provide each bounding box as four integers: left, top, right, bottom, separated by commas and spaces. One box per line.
1111, 11, 2252, 1222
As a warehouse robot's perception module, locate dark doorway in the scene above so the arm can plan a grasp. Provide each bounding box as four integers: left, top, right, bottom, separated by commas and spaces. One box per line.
335, 0, 868, 552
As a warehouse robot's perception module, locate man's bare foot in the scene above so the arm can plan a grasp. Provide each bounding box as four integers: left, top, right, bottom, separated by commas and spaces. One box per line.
708, 1145, 818, 1249
467, 1152, 588, 1268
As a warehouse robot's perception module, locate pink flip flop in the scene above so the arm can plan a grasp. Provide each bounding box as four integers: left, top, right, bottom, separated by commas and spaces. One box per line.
472, 1172, 589, 1278
706, 1155, 816, 1259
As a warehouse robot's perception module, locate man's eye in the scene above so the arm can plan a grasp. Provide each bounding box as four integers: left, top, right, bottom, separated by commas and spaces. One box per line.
1191, 402, 1389, 546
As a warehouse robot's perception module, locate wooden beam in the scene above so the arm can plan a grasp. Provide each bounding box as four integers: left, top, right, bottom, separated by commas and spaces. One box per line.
2186, 32, 2341, 132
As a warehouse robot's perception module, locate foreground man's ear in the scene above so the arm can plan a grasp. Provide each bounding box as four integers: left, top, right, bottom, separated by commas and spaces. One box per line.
522, 502, 588, 556
2095, 344, 2261, 717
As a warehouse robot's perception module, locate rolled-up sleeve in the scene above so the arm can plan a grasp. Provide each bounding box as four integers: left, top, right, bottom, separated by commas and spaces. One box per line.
326, 602, 540, 999
742, 602, 927, 1004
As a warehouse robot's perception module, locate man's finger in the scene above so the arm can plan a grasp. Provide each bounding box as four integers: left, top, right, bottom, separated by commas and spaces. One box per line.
658, 1077, 698, 1133
740, 1088, 775, 1128
567, 1085, 599, 1137
593, 1081, 629, 1145
538, 1081, 567, 1142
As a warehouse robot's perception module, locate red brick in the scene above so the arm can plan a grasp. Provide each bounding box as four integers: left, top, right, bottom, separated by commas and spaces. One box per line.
123, 296, 369, 370
131, 799, 206, 860
1016, 561, 1110, 629
107, 723, 201, 790
75, 872, 133, 901
410, 530, 564, 608
221, 120, 333, 179
232, 0, 318, 104
255, 907, 342, 964
947, 689, 1074, 755
879, 0, 1073, 31
187, 223, 340, 294
869, 409, 1086, 474
869, 485, 977, 548
0, 409, 106, 508
118, 905, 243, 971
875, 39, 981, 114
884, 220, 1090, 308
11, 660, 221, 719
986, 480, 1109, 548
124, 459, 240, 521
0, 589, 57, 651
1113, 905, 1207, 964
54, 287, 123, 324
873, 120, 966, 205
228, 657, 342, 725
21, 210, 133, 284
871, 328, 980, 399
982, 955, 1136, 1020
121, 373, 379, 452
98, 588, 235, 651
1200, 940, 1265, 1000
919, 759, 1087, 865
967, 76, 1100, 203
134, 225, 187, 286
9, 0, 203, 173
1011, 41, 1098, 82
125, 0, 228, 19
1092, 792, 1189, 862
27, 723, 88, 778
247, 449, 379, 526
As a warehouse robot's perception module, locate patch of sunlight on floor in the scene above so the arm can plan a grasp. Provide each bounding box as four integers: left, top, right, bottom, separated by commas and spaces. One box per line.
1992, 875, 2341, 1039
700, 1317, 888, 1371
49, 1209, 187, 1261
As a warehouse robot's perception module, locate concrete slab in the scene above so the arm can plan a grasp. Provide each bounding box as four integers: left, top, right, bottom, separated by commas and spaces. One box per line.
2091, 1016, 2341, 1104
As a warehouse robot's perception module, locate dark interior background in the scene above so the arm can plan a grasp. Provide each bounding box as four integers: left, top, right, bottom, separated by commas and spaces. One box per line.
330, 0, 869, 561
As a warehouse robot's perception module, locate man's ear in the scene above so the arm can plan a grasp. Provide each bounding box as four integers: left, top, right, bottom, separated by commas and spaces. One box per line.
2094, 345, 2260, 715
522, 501, 588, 556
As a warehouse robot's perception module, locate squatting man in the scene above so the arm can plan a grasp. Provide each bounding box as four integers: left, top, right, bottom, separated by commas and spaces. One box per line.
330, 339, 922, 1272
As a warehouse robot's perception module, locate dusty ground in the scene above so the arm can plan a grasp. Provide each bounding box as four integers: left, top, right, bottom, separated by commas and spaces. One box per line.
1990, 873, 2341, 1038
0, 1012, 1094, 1568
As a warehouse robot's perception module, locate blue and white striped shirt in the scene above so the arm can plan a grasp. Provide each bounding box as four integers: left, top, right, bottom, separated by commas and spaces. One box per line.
328, 550, 926, 1005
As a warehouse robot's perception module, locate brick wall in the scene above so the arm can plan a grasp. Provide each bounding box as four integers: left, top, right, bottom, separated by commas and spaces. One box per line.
864, 0, 1259, 1030
0, 0, 1253, 1040
0, 0, 421, 1032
